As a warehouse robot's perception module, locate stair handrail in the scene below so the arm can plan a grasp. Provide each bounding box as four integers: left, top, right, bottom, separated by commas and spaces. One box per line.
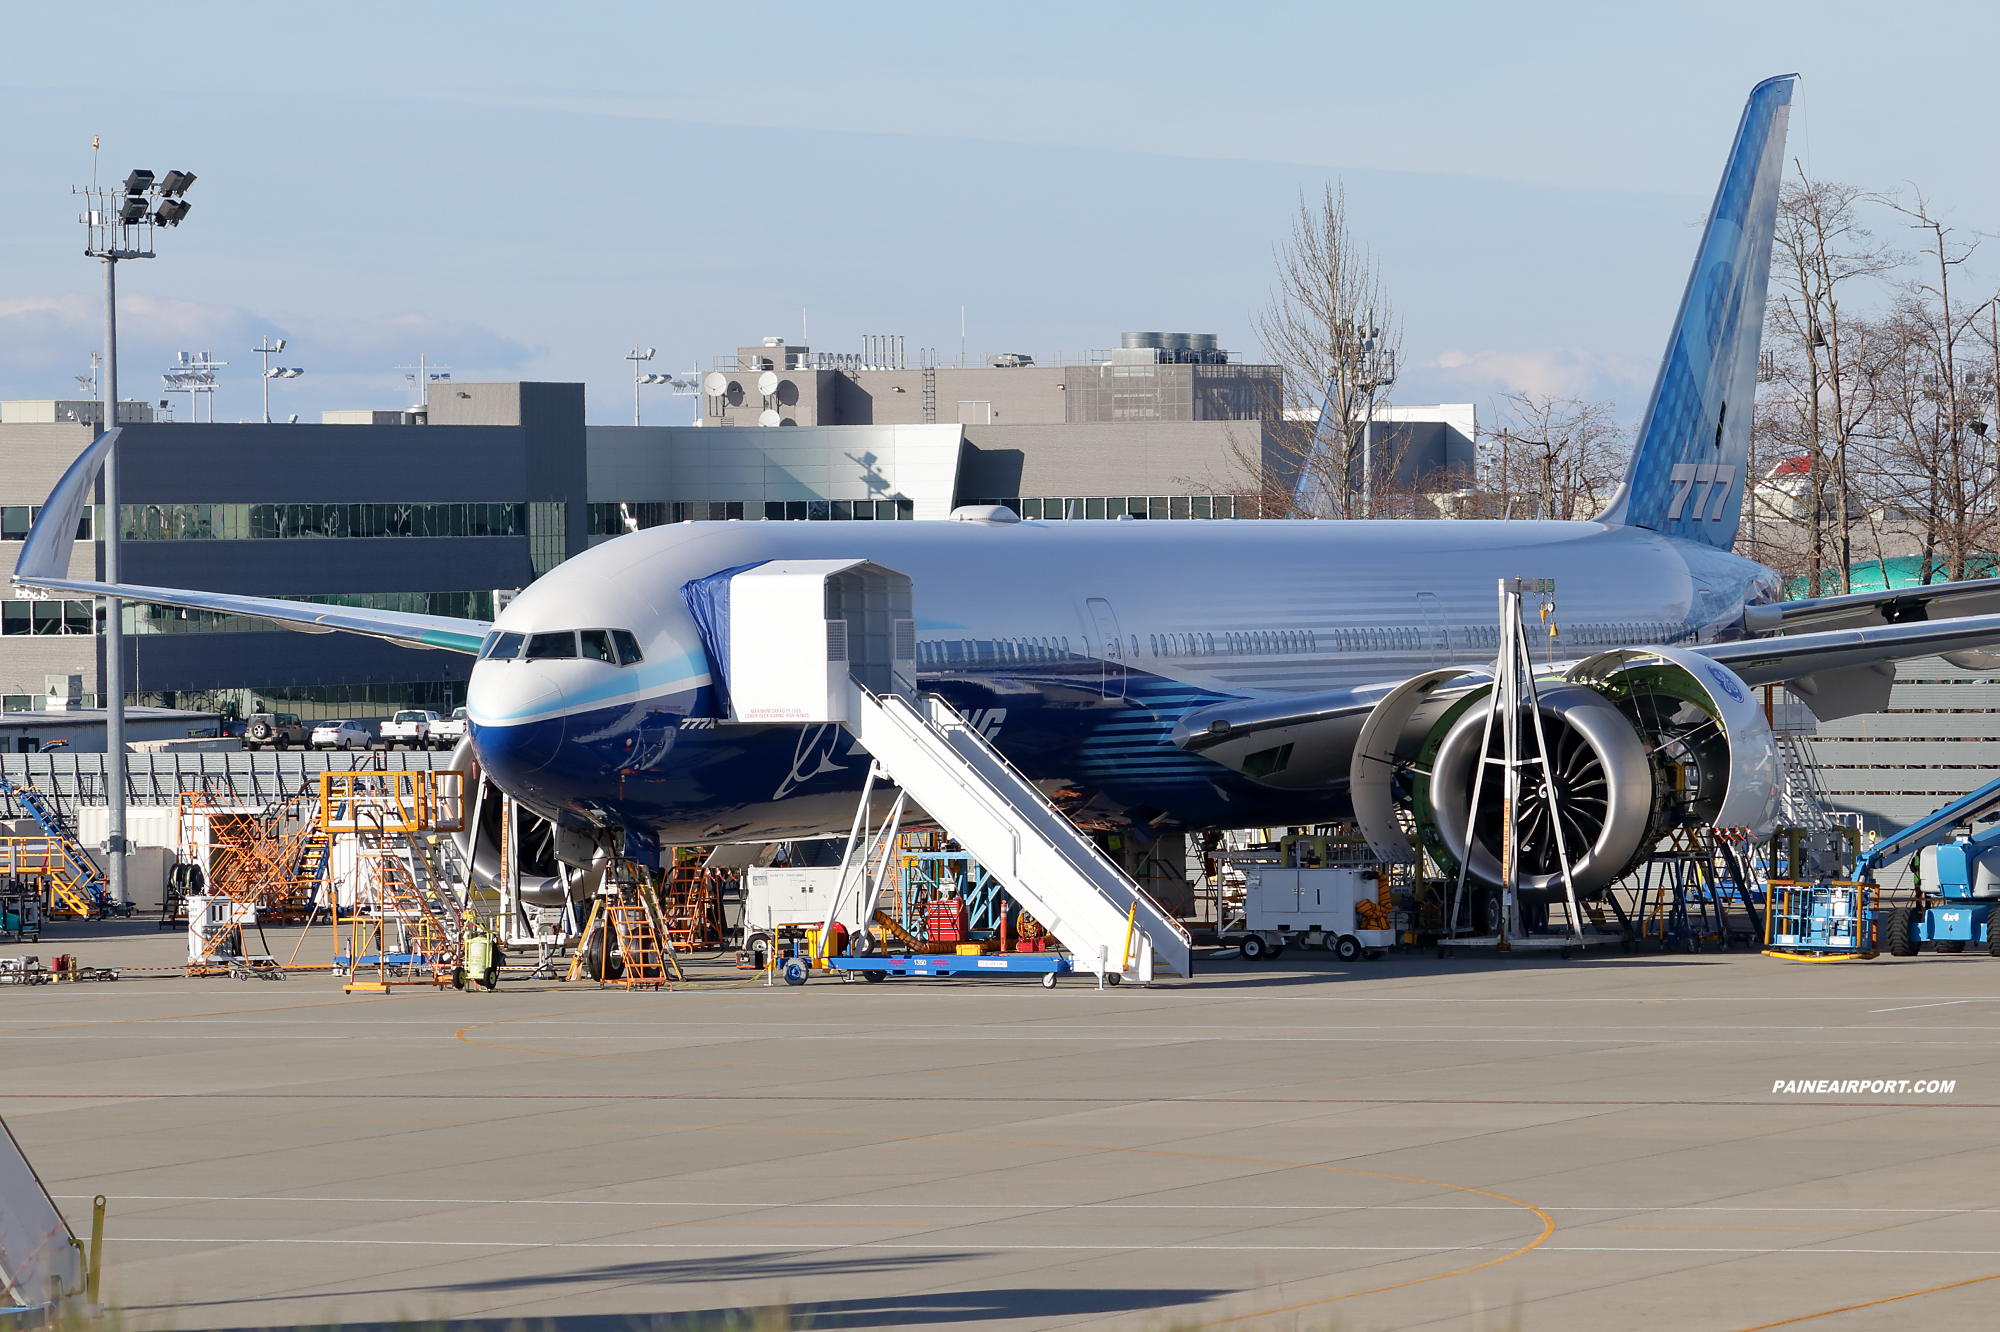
863, 684, 1191, 946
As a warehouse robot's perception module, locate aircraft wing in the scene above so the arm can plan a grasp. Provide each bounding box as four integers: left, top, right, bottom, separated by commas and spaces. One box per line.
8, 425, 488, 654
10, 575, 488, 653
1754, 576, 2000, 635
1173, 610, 2000, 787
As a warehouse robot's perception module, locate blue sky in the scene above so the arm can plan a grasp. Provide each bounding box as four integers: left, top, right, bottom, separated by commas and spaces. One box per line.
4, 2, 1994, 428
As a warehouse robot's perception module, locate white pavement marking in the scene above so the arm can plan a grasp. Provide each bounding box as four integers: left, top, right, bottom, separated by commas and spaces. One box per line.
1870, 999, 1976, 1012
104, 1237, 2000, 1258
53, 1196, 2000, 1215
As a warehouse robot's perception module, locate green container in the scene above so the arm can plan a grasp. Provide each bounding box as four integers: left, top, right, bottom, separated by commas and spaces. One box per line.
463, 933, 494, 976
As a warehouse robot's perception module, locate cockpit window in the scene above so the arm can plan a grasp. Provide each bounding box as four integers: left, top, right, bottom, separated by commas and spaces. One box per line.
484, 631, 524, 660
611, 629, 644, 665
526, 631, 578, 660
578, 628, 616, 663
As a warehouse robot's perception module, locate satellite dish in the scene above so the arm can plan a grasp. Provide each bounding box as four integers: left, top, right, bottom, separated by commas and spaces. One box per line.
758, 408, 781, 427
757, 370, 779, 396
703, 372, 727, 396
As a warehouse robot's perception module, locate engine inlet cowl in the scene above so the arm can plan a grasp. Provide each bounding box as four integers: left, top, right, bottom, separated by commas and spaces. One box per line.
1427, 684, 1656, 897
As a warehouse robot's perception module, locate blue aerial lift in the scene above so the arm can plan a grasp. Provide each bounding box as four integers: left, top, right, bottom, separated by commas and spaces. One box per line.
1854, 774, 2000, 957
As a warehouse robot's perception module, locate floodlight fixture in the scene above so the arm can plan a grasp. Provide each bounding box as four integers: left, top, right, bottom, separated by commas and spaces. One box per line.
123, 169, 155, 195
153, 198, 191, 226
118, 195, 150, 224
254, 337, 301, 421
158, 170, 196, 196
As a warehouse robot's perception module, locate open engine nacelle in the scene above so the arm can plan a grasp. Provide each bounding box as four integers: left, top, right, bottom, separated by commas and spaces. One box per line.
1352, 646, 1778, 898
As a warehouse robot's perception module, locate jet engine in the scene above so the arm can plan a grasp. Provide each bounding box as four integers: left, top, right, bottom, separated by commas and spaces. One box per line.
1352, 646, 1778, 906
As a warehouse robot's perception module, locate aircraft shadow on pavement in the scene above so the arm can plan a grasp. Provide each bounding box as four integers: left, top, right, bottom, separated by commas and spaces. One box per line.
177, 1248, 1227, 1330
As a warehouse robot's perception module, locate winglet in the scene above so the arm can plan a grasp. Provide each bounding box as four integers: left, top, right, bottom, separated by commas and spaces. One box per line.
1597, 75, 1796, 549
12, 427, 116, 585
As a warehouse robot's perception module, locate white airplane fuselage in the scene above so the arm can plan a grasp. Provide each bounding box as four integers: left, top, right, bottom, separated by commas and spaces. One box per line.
466, 515, 1779, 845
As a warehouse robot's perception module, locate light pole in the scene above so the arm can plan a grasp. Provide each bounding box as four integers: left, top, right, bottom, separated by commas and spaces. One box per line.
76, 158, 196, 911
255, 338, 304, 423
626, 346, 656, 425
1356, 316, 1396, 517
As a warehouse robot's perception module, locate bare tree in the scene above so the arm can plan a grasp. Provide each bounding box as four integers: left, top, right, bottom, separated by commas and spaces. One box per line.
1755, 169, 1898, 593
1235, 183, 1402, 518
1473, 392, 1628, 521
1872, 189, 1995, 583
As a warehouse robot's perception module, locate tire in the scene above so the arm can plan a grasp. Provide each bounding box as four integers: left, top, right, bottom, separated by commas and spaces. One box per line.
1106, 972, 1122, 987
743, 933, 771, 971
1268, 944, 1286, 959
1989, 917, 2000, 958
1239, 934, 1267, 960
1041, 971, 1057, 989
861, 968, 886, 983
1333, 935, 1362, 962
1883, 907, 1917, 957
1935, 939, 1965, 954
782, 958, 808, 986
452, 967, 466, 990
483, 967, 498, 990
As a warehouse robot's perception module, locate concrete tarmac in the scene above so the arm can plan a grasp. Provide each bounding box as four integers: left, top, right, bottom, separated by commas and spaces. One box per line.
5, 920, 2000, 1331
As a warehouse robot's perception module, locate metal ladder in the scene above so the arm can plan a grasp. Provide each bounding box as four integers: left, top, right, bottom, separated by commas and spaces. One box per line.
0, 772, 106, 914
1776, 731, 1834, 830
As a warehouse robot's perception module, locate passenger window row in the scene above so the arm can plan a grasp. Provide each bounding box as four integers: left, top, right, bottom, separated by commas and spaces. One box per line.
481, 628, 645, 665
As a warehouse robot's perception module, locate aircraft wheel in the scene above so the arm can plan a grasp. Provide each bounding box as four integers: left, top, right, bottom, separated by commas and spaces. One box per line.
1333, 935, 1362, 962
1239, 935, 1267, 960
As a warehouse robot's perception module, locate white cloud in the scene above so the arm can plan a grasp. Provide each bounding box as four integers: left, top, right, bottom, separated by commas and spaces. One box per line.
1430, 346, 1647, 399
0, 294, 532, 403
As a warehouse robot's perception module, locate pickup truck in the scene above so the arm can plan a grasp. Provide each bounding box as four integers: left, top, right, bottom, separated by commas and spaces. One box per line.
431, 707, 469, 748
378, 709, 442, 750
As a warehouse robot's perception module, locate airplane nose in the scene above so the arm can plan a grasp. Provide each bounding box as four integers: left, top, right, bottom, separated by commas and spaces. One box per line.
467, 661, 568, 777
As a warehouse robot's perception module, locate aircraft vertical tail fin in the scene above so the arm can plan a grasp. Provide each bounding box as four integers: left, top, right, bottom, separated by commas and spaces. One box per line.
1597, 75, 1796, 549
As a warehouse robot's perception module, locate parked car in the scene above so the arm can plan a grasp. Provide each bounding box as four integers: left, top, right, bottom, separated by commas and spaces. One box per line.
431, 707, 470, 747
311, 719, 371, 750
242, 712, 307, 749
378, 709, 442, 750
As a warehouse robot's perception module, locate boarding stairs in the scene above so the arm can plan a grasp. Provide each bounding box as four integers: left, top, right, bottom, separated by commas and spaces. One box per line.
842, 680, 1192, 980
0, 772, 107, 915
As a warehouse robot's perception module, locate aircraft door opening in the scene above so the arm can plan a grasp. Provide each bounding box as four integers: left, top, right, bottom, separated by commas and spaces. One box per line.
1085, 597, 1126, 700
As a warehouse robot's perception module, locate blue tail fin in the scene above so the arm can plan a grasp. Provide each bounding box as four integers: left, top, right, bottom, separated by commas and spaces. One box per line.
1598, 75, 1795, 549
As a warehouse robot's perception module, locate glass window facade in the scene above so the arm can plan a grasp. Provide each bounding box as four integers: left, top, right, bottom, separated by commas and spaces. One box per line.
1, 600, 98, 635
116, 502, 529, 541
0, 505, 93, 542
